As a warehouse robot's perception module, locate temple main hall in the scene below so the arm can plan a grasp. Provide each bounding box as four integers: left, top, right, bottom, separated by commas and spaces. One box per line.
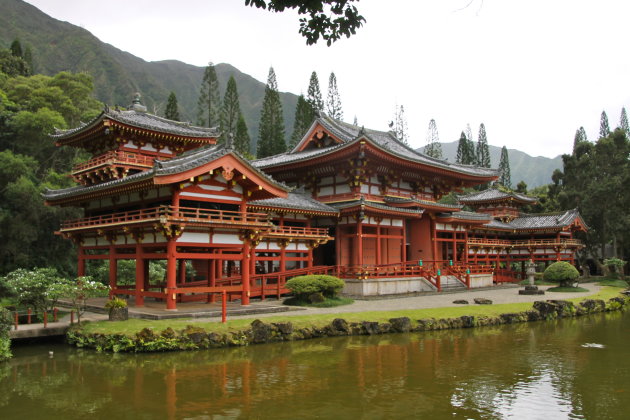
45, 98, 586, 309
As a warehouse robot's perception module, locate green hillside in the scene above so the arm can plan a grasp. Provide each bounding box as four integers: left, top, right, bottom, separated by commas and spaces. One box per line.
420, 142, 563, 188
0, 0, 298, 152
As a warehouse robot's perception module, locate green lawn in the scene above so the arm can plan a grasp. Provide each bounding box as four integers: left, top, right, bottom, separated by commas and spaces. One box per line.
79, 286, 626, 337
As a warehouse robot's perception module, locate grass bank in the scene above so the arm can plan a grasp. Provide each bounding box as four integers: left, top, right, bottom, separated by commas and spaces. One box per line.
78, 286, 623, 337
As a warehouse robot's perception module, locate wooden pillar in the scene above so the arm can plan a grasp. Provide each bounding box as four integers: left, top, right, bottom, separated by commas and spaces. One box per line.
306, 218, 313, 268
166, 239, 177, 310
280, 245, 286, 272
178, 259, 186, 285
77, 246, 86, 277
401, 219, 407, 263
172, 189, 181, 210
207, 259, 216, 303
143, 260, 150, 292
251, 248, 256, 275
135, 242, 145, 307
356, 217, 364, 266
109, 245, 117, 296
242, 241, 251, 305
376, 224, 381, 265
451, 228, 457, 263
430, 217, 438, 265
335, 224, 341, 268
464, 229, 469, 264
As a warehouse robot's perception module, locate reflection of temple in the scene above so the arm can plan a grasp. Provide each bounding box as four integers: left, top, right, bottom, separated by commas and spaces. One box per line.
45, 98, 586, 308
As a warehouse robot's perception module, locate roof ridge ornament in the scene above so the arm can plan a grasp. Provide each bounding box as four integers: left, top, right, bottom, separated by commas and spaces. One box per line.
225, 132, 234, 151
130, 92, 147, 113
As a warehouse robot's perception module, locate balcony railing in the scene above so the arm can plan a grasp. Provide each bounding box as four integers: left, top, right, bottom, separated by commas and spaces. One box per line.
71, 151, 155, 175
467, 238, 583, 248
60, 206, 270, 231
263, 225, 331, 238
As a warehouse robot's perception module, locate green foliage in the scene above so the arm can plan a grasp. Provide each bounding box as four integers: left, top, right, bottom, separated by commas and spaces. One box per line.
2, 267, 70, 313
104, 297, 127, 309
619, 107, 629, 134
476, 123, 491, 168
245, 0, 366, 46
543, 262, 580, 287
599, 110, 610, 138
425, 119, 442, 159
257, 67, 285, 158
0, 306, 11, 360
220, 75, 241, 143
393, 104, 408, 144
87, 259, 167, 286
164, 91, 180, 121
285, 275, 345, 299
306, 71, 324, 112
326, 72, 343, 120
0, 48, 29, 77
289, 94, 314, 149
603, 258, 626, 278
58, 276, 109, 324
234, 113, 251, 155
456, 131, 475, 165
197, 62, 220, 128
498, 146, 511, 188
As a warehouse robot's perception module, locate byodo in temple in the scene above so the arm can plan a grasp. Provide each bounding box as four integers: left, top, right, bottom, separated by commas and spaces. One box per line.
44, 96, 587, 310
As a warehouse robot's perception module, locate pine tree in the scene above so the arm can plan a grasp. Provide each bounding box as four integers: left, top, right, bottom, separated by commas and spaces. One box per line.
197, 62, 221, 128
326, 72, 343, 120
599, 110, 610, 138
394, 104, 408, 144
234, 114, 251, 155
164, 91, 180, 121
498, 146, 511, 188
476, 123, 491, 168
573, 126, 588, 153
23, 45, 33, 74
10, 39, 22, 58
424, 119, 443, 159
289, 94, 315, 149
306, 71, 324, 113
220, 75, 241, 143
257, 67, 286, 158
619, 107, 629, 133
456, 132, 468, 164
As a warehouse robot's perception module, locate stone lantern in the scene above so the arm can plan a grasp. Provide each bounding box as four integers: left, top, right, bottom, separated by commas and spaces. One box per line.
519, 259, 544, 295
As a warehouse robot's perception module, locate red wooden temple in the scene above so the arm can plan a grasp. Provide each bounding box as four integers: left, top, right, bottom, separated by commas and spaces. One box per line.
45, 97, 586, 309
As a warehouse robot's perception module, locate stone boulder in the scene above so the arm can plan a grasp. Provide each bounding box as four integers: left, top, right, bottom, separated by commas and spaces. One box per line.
361, 321, 380, 335
474, 298, 493, 305
578, 299, 606, 313
331, 318, 350, 334
389, 317, 411, 333
308, 292, 325, 303
250, 319, 273, 343
453, 299, 469, 304
272, 322, 294, 336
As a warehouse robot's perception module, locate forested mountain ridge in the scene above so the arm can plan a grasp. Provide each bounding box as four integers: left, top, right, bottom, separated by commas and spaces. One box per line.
420, 141, 563, 188
0, 0, 298, 151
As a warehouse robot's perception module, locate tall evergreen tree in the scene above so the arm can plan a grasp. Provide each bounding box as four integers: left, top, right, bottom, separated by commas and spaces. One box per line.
306, 71, 324, 113
234, 114, 251, 155
289, 94, 314, 149
9, 39, 22, 58
476, 123, 491, 168
220, 75, 242, 143
424, 119, 443, 159
197, 62, 221, 128
456, 132, 469, 164
326, 72, 343, 120
464, 123, 476, 164
573, 126, 588, 153
619, 107, 629, 133
164, 91, 180, 121
257, 67, 286, 158
394, 104, 408, 144
22, 45, 33, 74
599, 110, 610, 138
498, 146, 511, 188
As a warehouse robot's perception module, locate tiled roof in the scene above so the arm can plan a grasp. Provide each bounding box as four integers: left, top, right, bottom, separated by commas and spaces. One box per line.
483, 209, 584, 231
52, 108, 219, 140
254, 114, 499, 178
437, 211, 492, 222
383, 196, 463, 210
457, 188, 537, 204
329, 199, 424, 215
44, 145, 288, 201
248, 189, 338, 214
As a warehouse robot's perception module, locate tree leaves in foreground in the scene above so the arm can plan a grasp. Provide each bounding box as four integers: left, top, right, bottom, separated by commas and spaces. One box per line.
245, 0, 366, 46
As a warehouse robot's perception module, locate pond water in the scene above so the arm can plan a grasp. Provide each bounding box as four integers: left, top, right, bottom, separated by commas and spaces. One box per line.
1, 311, 629, 419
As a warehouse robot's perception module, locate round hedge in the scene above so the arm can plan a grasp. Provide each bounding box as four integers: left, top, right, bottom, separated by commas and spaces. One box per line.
543, 262, 580, 287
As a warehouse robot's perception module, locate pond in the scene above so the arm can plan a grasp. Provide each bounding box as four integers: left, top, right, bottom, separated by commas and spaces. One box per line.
1, 311, 629, 419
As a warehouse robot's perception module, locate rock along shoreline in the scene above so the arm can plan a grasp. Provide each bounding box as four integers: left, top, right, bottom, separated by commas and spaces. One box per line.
66, 295, 629, 353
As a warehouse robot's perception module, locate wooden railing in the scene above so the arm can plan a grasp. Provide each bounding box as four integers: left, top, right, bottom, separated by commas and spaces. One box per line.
72, 151, 155, 174
263, 225, 331, 238
60, 206, 270, 231
494, 268, 521, 283
467, 238, 583, 248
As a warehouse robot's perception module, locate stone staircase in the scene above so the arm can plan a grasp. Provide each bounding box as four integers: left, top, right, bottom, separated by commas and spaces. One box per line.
440, 275, 467, 292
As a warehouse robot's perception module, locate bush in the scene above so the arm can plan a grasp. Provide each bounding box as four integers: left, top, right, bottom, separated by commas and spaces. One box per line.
285, 275, 345, 300
105, 297, 127, 309
0, 307, 12, 361
543, 262, 580, 287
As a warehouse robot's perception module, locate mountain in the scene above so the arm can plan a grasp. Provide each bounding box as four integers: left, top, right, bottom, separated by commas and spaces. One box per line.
420, 142, 563, 188
0, 0, 298, 152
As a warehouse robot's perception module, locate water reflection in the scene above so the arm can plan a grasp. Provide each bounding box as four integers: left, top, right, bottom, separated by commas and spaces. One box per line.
1, 311, 628, 419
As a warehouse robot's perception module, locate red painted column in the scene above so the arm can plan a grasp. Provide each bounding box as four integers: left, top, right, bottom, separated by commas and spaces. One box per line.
306, 218, 313, 268
77, 246, 86, 277
178, 259, 186, 285
356, 217, 363, 266
242, 241, 251, 305
430, 217, 438, 266
166, 239, 177, 310
464, 229, 469, 264
376, 224, 381, 265
208, 259, 216, 303
135, 242, 145, 307
109, 245, 117, 297
401, 219, 407, 263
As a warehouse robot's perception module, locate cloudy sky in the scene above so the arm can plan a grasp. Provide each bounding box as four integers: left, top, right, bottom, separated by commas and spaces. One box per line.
24, 0, 630, 158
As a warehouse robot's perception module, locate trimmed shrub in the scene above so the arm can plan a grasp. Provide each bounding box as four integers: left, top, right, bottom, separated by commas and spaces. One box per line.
285, 275, 345, 300
0, 307, 12, 361
544, 262, 580, 287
